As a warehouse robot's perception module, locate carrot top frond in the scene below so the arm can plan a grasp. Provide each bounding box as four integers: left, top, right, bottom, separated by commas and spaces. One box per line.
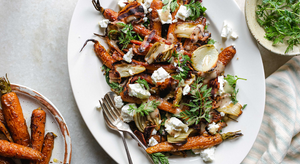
0, 74, 12, 95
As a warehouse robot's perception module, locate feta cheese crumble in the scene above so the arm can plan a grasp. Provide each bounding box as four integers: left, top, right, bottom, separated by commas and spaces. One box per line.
148, 8, 153, 12
200, 147, 216, 162
128, 83, 151, 99
114, 96, 124, 108
207, 122, 220, 134
192, 149, 201, 154
157, 9, 172, 24
118, 0, 127, 8
220, 112, 225, 117
121, 103, 136, 123
98, 19, 110, 28
183, 85, 190, 95
230, 31, 239, 39
151, 67, 171, 83
144, 0, 153, 9
221, 20, 232, 38
148, 137, 158, 147
123, 48, 134, 63
217, 76, 226, 96
165, 117, 189, 138
175, 5, 191, 21
151, 129, 157, 135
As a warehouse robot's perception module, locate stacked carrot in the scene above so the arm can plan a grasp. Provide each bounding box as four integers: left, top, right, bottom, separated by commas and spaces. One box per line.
0, 76, 55, 163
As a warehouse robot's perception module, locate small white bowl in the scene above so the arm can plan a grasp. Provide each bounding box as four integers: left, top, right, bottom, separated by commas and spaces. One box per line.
245, 0, 300, 56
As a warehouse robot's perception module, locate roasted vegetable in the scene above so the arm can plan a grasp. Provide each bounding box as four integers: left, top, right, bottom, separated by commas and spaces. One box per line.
191, 44, 219, 72
39, 132, 56, 164
30, 108, 46, 153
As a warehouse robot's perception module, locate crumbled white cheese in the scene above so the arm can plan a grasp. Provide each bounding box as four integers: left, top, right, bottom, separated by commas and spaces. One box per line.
221, 20, 232, 38
151, 129, 157, 135
217, 76, 226, 96
206, 20, 210, 25
165, 117, 189, 138
114, 96, 124, 108
178, 67, 184, 72
151, 67, 171, 83
148, 8, 153, 12
192, 149, 201, 154
148, 137, 158, 147
98, 19, 110, 28
175, 5, 191, 21
121, 103, 136, 123
207, 122, 220, 134
230, 31, 238, 39
220, 112, 225, 117
123, 48, 134, 63
128, 83, 151, 99
200, 147, 216, 162
172, 18, 178, 23
143, 17, 148, 22
144, 0, 153, 9
157, 9, 172, 24
183, 85, 190, 95
141, 3, 148, 14
118, 0, 127, 8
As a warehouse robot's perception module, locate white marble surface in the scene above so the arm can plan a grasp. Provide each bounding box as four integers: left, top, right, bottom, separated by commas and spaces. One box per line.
0, 0, 294, 164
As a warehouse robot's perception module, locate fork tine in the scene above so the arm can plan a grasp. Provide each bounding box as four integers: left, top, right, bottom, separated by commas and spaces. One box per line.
103, 110, 116, 129
100, 99, 115, 123
103, 96, 119, 120
105, 93, 121, 116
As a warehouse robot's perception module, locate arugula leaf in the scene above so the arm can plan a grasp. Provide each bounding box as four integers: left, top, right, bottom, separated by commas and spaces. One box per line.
129, 100, 160, 116
150, 153, 169, 164
136, 77, 150, 91
185, 0, 207, 21
179, 77, 212, 125
224, 74, 247, 104
102, 65, 123, 93
256, 0, 300, 53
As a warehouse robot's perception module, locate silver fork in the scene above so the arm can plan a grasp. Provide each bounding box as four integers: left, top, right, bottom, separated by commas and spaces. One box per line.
100, 92, 155, 164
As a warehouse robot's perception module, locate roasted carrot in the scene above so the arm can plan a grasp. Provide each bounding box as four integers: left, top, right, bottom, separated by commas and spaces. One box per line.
0, 76, 31, 147
0, 140, 42, 161
39, 132, 56, 164
167, 1, 180, 43
218, 45, 236, 66
30, 108, 46, 152
0, 121, 13, 143
133, 24, 171, 45
146, 131, 242, 154
150, 0, 163, 36
0, 109, 6, 126
148, 96, 182, 114
0, 156, 15, 164
92, 0, 118, 21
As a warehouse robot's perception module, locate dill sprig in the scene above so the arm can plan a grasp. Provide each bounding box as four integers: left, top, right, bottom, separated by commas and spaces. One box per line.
179, 77, 212, 125
256, 0, 300, 53
150, 153, 169, 164
136, 77, 150, 91
129, 100, 160, 116
114, 23, 143, 50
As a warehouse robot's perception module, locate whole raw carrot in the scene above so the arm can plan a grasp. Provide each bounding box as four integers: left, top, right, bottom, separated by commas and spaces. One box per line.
0, 140, 42, 161
0, 76, 31, 147
39, 132, 56, 164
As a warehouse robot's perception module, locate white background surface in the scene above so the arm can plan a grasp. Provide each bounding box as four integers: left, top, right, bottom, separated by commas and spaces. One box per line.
0, 0, 293, 163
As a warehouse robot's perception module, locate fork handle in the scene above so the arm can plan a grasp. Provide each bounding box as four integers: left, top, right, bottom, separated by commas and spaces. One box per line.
119, 131, 133, 164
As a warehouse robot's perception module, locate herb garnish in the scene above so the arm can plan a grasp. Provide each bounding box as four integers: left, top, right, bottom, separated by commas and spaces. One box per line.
256, 0, 300, 53
162, 0, 178, 12
207, 38, 216, 45
224, 75, 246, 104
150, 153, 169, 164
102, 65, 123, 93
136, 77, 150, 91
185, 0, 207, 21
179, 77, 212, 125
129, 100, 160, 116
113, 23, 143, 50
242, 104, 247, 110
172, 53, 191, 80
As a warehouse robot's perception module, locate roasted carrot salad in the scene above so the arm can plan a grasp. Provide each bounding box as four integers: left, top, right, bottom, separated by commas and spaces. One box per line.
83, 0, 246, 163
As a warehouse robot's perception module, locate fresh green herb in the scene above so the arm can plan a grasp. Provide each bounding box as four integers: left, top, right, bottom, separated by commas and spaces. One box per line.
136, 77, 150, 91
170, 0, 179, 12
256, 0, 300, 53
150, 153, 169, 164
162, 0, 169, 5
224, 74, 247, 104
118, 24, 143, 50
102, 65, 123, 93
185, 0, 207, 21
143, 17, 150, 28
242, 104, 247, 110
207, 38, 216, 45
129, 100, 160, 116
172, 53, 191, 81
162, 0, 169, 12
179, 77, 212, 125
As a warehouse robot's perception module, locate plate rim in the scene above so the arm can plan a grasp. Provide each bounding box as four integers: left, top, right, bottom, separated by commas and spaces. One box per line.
10, 83, 72, 164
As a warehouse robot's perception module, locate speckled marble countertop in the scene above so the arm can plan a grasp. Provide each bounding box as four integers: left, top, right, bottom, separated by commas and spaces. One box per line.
0, 0, 293, 163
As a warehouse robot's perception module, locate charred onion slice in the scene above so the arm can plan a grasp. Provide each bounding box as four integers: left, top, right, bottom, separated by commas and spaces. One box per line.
117, 1, 145, 22
191, 44, 219, 72
145, 42, 174, 64
217, 102, 243, 117
114, 62, 146, 78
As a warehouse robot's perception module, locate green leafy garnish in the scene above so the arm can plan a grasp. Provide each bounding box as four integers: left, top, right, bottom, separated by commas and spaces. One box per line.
242, 104, 247, 110
136, 77, 150, 91
207, 38, 216, 45
129, 100, 160, 116
172, 53, 191, 81
224, 75, 247, 104
102, 65, 123, 93
185, 0, 207, 21
179, 77, 212, 125
170, 0, 179, 12
150, 153, 169, 164
118, 24, 143, 50
256, 0, 300, 53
